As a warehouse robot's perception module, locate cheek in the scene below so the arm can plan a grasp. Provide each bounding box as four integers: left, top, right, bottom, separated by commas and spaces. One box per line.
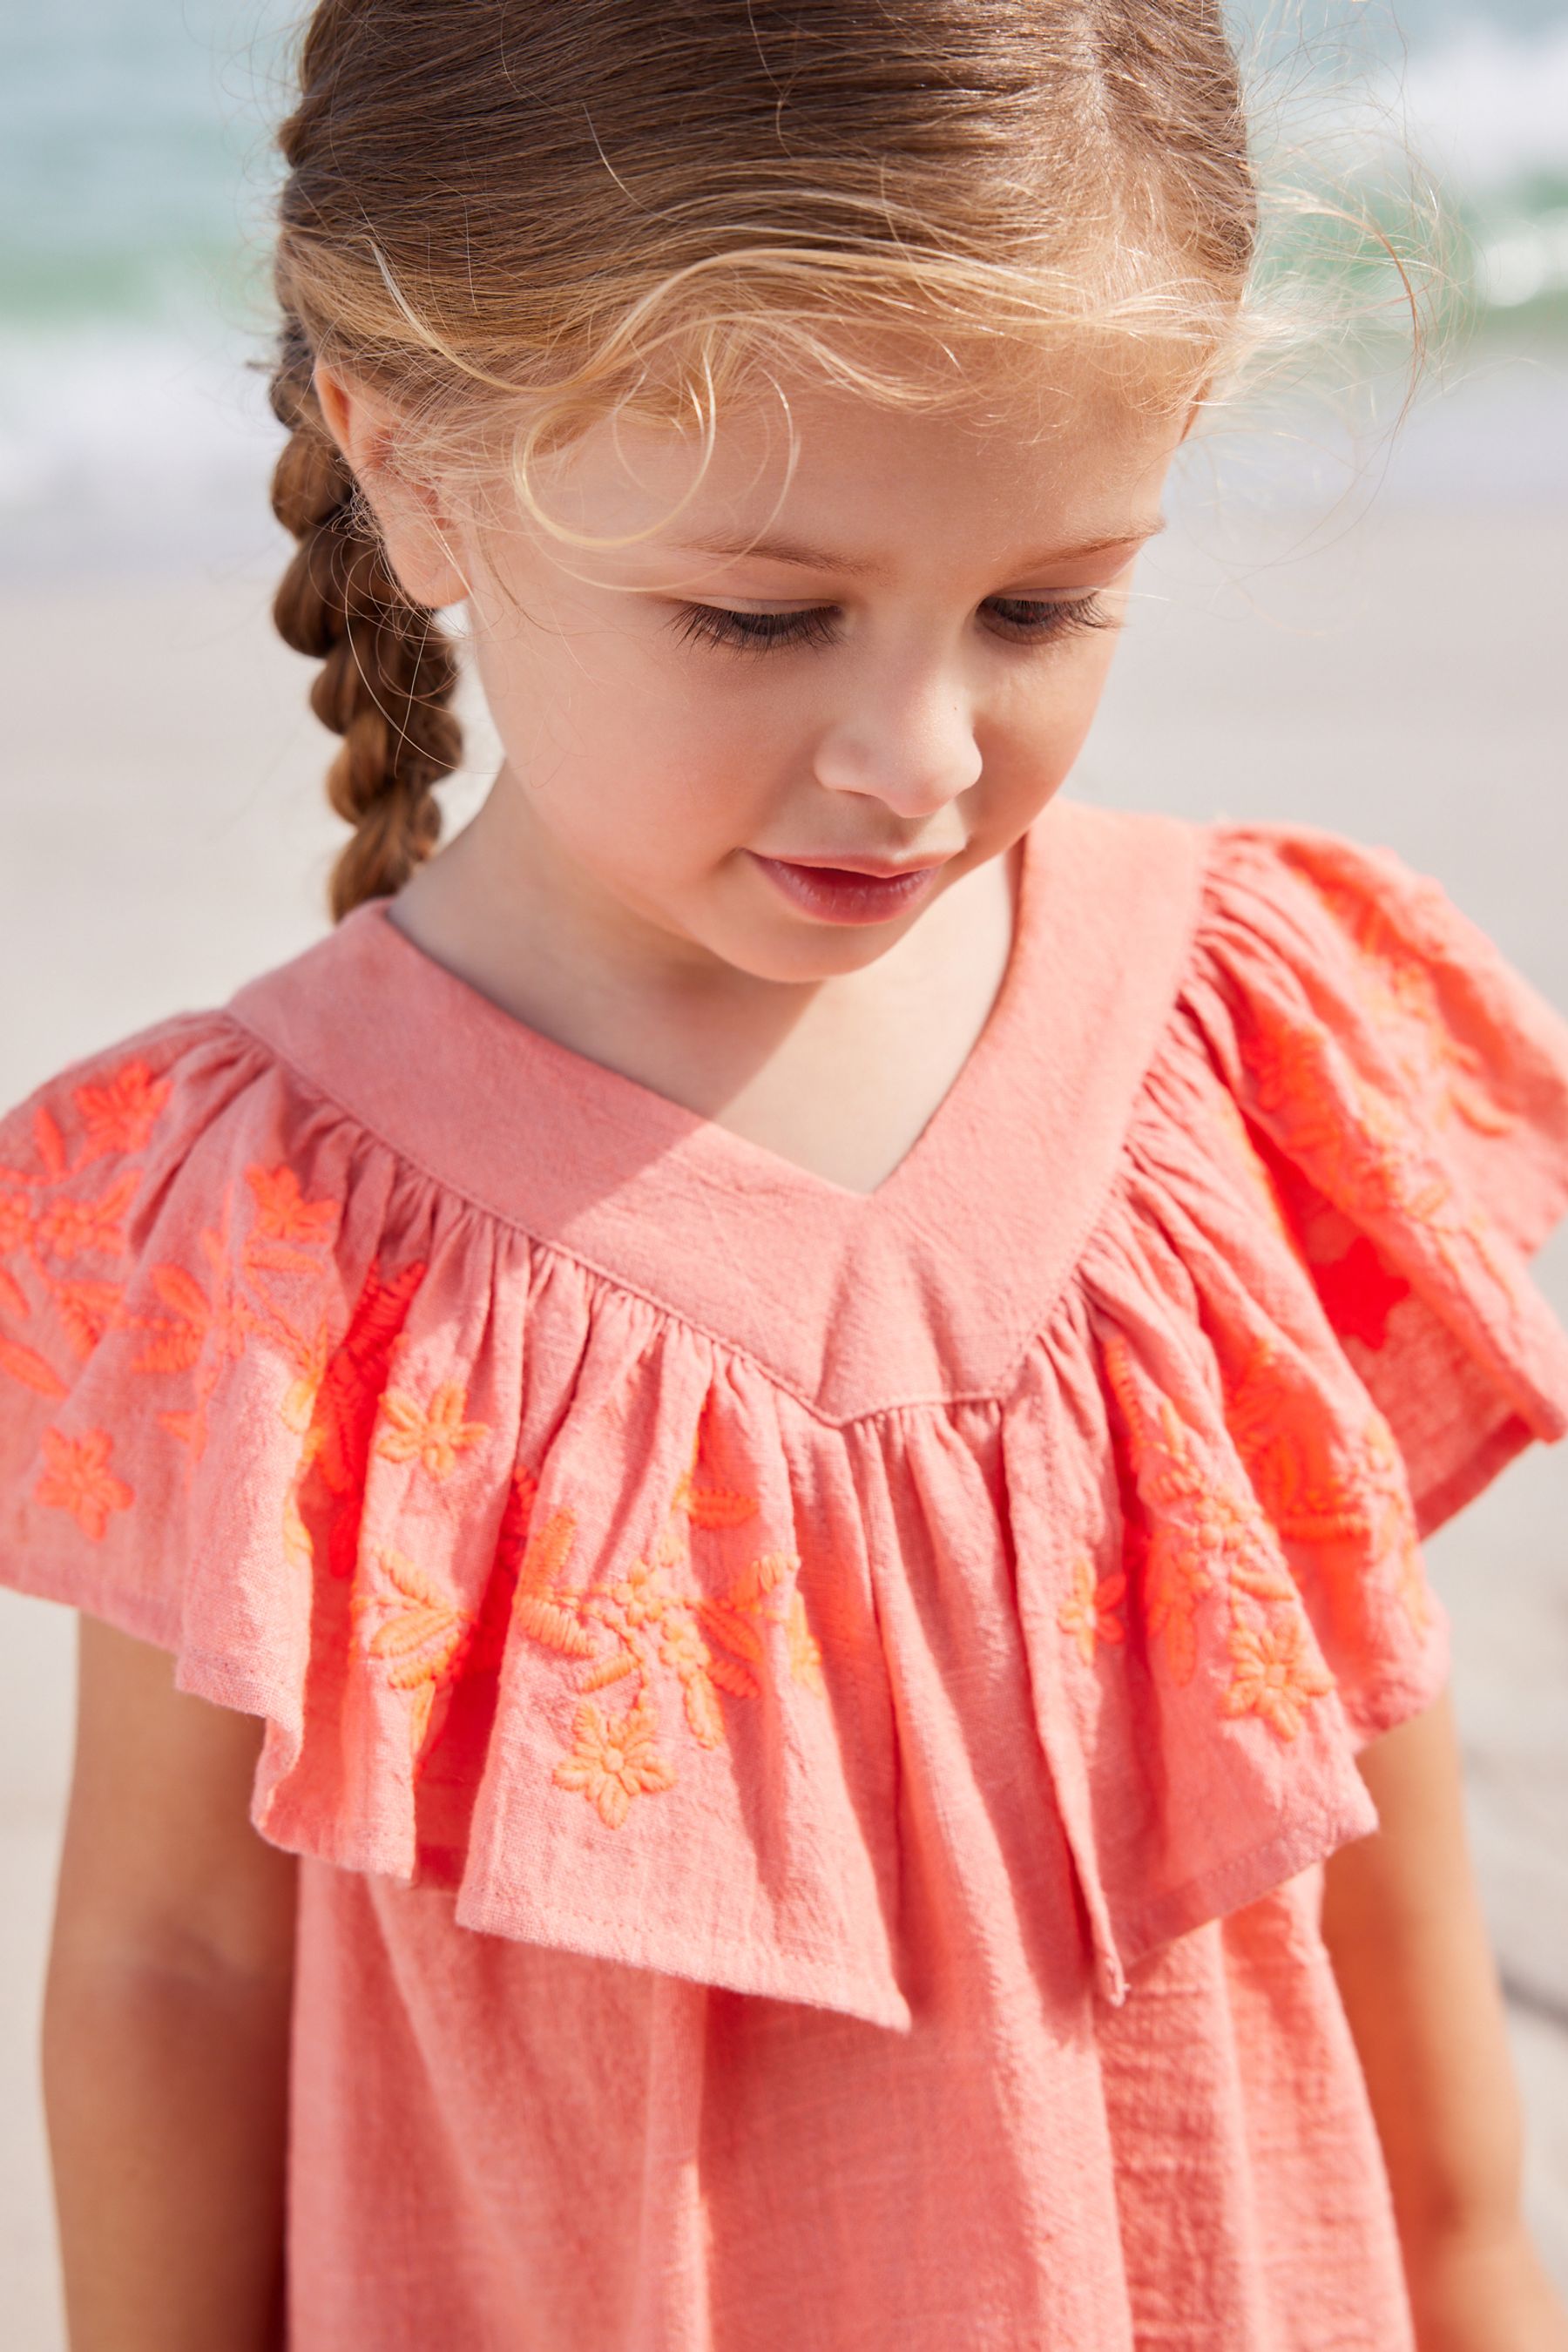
985, 635, 1123, 776
475, 630, 793, 872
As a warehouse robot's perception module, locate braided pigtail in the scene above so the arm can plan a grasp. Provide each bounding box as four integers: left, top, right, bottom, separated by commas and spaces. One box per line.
268, 316, 463, 923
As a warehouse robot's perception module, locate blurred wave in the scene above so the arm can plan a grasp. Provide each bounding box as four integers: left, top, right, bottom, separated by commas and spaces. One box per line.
1, 0, 1565, 576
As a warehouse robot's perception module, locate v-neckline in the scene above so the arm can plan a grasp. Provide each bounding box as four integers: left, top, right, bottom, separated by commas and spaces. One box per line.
227, 800, 1208, 1415
368, 814, 1046, 1216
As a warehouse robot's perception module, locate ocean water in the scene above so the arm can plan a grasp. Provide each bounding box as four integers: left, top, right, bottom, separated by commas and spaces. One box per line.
2, 0, 1565, 575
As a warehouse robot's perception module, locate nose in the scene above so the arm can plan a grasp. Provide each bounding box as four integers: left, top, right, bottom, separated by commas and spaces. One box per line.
812, 658, 983, 818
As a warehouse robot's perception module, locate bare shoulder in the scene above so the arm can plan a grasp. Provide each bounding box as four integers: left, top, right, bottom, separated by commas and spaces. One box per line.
51, 1617, 297, 1983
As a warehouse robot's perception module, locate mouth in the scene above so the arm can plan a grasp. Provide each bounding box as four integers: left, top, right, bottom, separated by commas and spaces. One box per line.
779, 852, 955, 878
747, 849, 955, 926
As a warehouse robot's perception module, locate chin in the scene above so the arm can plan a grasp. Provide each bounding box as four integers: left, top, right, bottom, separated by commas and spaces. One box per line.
713, 915, 926, 987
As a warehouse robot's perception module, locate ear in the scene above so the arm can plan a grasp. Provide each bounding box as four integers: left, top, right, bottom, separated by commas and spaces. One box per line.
312, 363, 470, 610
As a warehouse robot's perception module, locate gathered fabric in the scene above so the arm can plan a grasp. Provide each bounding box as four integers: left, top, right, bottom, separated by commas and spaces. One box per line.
4, 799, 1568, 2349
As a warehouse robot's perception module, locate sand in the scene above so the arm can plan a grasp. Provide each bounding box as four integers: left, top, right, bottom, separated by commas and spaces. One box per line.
2, 503, 1566, 2342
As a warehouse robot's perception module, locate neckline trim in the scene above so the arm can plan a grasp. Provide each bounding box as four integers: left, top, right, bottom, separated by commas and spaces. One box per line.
225, 800, 1207, 1416
357, 813, 1044, 1214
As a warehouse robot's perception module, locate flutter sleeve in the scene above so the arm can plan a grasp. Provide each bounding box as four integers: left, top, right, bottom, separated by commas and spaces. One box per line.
1188, 823, 1568, 1536
0, 1015, 287, 1650
1006, 821, 1568, 1997
0, 1007, 914, 2031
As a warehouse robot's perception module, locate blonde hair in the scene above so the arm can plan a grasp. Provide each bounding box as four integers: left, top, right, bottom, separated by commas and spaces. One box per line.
268, 0, 1257, 921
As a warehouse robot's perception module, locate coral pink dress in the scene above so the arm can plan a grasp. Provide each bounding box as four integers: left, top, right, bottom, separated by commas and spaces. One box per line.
5, 801, 1568, 2349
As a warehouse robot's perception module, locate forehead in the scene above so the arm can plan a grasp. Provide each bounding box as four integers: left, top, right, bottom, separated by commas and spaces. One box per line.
523, 369, 1186, 581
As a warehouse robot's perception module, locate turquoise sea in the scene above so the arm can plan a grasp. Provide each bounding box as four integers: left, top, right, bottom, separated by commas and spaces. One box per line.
3, 1, 1565, 571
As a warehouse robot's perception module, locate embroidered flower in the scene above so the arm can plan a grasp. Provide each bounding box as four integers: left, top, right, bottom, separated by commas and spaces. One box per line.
1221, 1617, 1335, 1741
553, 1697, 677, 1828
657, 1614, 710, 1676
608, 1557, 669, 1632
1057, 1552, 1128, 1665
1220, 1338, 1432, 1639
133, 1263, 213, 1374
351, 1547, 476, 1754
373, 1380, 489, 1479
1100, 1332, 1343, 1739
54, 1278, 123, 1359
73, 1062, 172, 1160
246, 1164, 340, 1249
34, 1426, 133, 1539
1112, 1374, 1274, 1687
1240, 1016, 1523, 1324
35, 1170, 139, 1262
503, 1419, 827, 1813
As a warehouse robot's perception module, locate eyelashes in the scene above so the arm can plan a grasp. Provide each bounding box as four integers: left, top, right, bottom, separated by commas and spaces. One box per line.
671, 593, 1118, 657
672, 604, 842, 654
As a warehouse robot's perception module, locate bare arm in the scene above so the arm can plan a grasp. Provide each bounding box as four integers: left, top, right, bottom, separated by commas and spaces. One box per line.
42, 1616, 299, 2352
1321, 1685, 1568, 2352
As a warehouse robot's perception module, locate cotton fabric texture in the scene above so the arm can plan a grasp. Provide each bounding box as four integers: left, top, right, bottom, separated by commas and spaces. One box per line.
4, 799, 1568, 2349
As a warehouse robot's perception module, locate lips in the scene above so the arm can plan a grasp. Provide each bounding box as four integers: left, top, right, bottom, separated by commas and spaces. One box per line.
747, 850, 951, 926
767, 853, 954, 878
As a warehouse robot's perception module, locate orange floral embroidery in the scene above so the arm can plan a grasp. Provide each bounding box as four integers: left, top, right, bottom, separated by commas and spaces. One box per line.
35, 1170, 139, 1262
1307, 872, 1514, 1137
1056, 1552, 1127, 1665
34, 1426, 133, 1539
351, 1546, 476, 1755
1105, 1338, 1278, 1687
1098, 1333, 1336, 1740
1221, 1617, 1335, 1740
553, 1697, 678, 1827
246, 1164, 341, 1253
73, 1062, 172, 1160
373, 1380, 489, 1478
490, 1406, 826, 1821
131, 1167, 349, 1469
55, 1278, 124, 1360
1242, 1017, 1520, 1314
1220, 1335, 1430, 1634
0, 1058, 170, 1414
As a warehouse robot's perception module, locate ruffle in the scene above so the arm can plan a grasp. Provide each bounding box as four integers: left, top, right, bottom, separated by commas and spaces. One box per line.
0, 1018, 909, 2028
3, 816, 1567, 2026
1012, 825, 1568, 1997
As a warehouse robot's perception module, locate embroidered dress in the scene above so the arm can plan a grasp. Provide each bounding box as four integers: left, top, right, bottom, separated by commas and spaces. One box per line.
4, 799, 1568, 2350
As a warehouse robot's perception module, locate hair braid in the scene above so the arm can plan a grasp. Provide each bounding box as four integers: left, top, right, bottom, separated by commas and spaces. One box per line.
268, 314, 463, 923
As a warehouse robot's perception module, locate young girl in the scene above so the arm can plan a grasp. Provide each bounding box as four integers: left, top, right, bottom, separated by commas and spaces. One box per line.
5, 3, 1568, 2347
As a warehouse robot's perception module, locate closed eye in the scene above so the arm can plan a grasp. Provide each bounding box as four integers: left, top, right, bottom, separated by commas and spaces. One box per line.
669, 591, 1119, 656
981, 593, 1118, 644
672, 604, 840, 653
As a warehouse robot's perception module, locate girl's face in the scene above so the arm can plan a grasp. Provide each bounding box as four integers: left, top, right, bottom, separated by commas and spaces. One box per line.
375, 368, 1190, 985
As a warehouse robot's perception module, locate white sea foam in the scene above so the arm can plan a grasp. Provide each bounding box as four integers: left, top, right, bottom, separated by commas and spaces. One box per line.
0, 321, 283, 575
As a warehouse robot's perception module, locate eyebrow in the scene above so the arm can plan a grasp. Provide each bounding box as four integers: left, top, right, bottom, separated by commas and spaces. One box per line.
675, 522, 1166, 577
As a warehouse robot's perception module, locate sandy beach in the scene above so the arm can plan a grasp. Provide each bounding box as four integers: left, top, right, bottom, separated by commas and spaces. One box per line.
2, 498, 1566, 2342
